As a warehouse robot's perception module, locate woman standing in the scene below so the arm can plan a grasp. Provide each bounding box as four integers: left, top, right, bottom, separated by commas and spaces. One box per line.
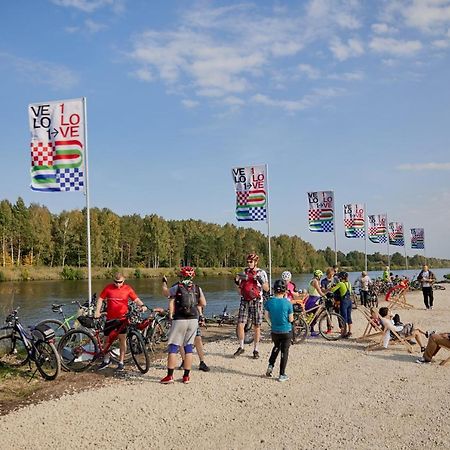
330, 272, 353, 338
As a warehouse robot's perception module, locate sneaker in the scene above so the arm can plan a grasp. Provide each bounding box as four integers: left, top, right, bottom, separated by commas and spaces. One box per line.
278, 374, 289, 382
199, 361, 210, 372
182, 375, 190, 384
233, 347, 244, 357
310, 331, 320, 337
415, 358, 431, 364
160, 375, 174, 384
253, 350, 260, 359
98, 360, 111, 370
425, 330, 435, 338
266, 365, 273, 377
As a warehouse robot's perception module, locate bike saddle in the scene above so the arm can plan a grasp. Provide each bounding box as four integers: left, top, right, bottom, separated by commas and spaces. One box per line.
52, 303, 64, 310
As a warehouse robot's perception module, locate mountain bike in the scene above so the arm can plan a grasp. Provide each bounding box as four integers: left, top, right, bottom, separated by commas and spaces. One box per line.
0, 308, 61, 380
139, 308, 171, 352
57, 305, 149, 374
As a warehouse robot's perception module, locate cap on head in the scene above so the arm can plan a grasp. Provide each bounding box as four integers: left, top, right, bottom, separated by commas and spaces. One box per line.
273, 279, 286, 293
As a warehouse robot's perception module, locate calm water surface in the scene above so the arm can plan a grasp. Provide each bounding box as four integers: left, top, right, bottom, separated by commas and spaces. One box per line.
1, 268, 449, 326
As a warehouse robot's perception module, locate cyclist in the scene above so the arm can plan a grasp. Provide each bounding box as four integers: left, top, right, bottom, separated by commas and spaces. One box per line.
281, 271, 299, 302
306, 269, 326, 336
160, 266, 206, 384
162, 272, 210, 373
330, 272, 352, 338
233, 253, 269, 359
94, 273, 147, 371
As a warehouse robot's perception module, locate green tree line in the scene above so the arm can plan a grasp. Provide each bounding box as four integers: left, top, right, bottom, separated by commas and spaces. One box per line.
1, 197, 449, 272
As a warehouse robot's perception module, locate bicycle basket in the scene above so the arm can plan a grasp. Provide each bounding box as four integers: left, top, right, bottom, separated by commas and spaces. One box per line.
77, 315, 96, 329
32, 324, 55, 342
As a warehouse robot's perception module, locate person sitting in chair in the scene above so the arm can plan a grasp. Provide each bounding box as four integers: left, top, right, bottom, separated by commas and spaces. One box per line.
416, 332, 450, 364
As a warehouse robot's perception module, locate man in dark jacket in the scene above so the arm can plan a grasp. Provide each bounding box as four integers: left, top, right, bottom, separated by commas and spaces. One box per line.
417, 265, 436, 310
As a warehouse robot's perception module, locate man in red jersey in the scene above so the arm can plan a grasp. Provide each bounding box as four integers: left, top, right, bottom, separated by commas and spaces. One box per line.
94, 272, 146, 371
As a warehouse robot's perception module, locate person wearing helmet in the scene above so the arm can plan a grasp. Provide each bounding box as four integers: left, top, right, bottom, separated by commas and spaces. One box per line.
234, 253, 269, 359
304, 269, 326, 336
264, 279, 294, 382
330, 272, 353, 338
160, 266, 207, 384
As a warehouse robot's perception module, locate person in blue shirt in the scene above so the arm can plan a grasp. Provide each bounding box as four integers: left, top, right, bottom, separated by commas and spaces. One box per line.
264, 279, 294, 382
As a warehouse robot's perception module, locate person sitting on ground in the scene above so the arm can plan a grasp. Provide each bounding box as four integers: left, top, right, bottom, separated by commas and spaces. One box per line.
416, 331, 450, 364
378, 307, 426, 351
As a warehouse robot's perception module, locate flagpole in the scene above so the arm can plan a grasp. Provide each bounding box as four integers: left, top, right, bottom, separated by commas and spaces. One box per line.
423, 229, 427, 264
83, 97, 92, 306
386, 213, 390, 268
265, 164, 272, 291
403, 226, 408, 270
333, 191, 337, 266
364, 203, 368, 272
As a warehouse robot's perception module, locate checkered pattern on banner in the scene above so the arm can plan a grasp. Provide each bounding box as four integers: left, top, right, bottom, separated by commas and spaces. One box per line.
57, 168, 84, 191
250, 207, 266, 221
308, 209, 320, 220
354, 230, 365, 238
31, 142, 54, 166
344, 219, 353, 228
379, 235, 387, 243
321, 221, 334, 232
236, 191, 249, 206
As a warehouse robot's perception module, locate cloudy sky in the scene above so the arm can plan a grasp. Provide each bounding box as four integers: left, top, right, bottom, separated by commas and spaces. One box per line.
1, 0, 450, 259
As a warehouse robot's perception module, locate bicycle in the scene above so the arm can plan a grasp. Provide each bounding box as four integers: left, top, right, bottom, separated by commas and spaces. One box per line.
57, 304, 150, 374
0, 308, 61, 380
139, 308, 171, 352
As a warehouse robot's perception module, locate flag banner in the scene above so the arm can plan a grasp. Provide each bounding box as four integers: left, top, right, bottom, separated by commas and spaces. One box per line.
307, 191, 334, 232
232, 165, 267, 221
411, 228, 425, 249
388, 222, 404, 246
368, 214, 387, 243
343, 203, 365, 238
29, 98, 85, 192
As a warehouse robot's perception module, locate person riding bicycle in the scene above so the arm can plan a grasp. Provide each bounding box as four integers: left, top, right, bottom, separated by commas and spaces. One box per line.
162, 270, 210, 373
306, 269, 326, 336
330, 272, 352, 338
160, 266, 206, 384
94, 273, 147, 371
233, 253, 269, 359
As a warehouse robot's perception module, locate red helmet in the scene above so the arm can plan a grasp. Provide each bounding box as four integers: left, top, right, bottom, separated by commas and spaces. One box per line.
180, 266, 195, 278
246, 253, 259, 263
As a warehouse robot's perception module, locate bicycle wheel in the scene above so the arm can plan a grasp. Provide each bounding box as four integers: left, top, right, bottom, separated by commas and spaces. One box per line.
318, 311, 344, 341
36, 319, 69, 343
147, 322, 165, 352
292, 316, 308, 344
109, 338, 132, 363
58, 329, 98, 372
0, 333, 29, 366
159, 317, 170, 342
34, 341, 61, 380
128, 329, 149, 374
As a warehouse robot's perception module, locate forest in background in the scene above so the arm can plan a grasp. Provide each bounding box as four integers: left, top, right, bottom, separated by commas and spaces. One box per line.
1, 197, 449, 278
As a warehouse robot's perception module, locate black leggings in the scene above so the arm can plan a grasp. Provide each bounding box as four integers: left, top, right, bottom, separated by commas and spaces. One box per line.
422, 287, 434, 308
269, 332, 291, 376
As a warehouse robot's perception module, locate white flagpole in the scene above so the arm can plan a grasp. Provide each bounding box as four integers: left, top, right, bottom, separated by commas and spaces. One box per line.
423, 229, 427, 264
403, 226, 408, 270
265, 164, 272, 291
333, 191, 337, 266
386, 213, 390, 268
83, 97, 92, 306
364, 204, 368, 272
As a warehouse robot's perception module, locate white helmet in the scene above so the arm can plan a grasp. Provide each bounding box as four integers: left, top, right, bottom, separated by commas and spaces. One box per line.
281, 271, 292, 281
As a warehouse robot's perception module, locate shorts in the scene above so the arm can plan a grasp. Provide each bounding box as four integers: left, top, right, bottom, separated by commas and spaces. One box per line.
238, 299, 263, 326
305, 296, 321, 312
103, 318, 126, 336
167, 319, 198, 346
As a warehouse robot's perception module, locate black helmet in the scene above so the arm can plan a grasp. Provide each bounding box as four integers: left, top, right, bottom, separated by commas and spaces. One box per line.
273, 279, 287, 293
338, 271, 348, 280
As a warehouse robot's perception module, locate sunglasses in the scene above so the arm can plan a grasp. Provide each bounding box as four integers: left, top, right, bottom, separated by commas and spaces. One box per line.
114, 279, 124, 284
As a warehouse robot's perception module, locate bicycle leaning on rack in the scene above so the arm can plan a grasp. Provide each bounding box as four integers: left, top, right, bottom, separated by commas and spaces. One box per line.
57, 303, 150, 374
0, 307, 61, 380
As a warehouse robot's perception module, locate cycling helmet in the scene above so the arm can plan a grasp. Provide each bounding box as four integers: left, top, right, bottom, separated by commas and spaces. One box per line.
338, 271, 348, 280
313, 269, 323, 278
281, 271, 292, 281
180, 266, 195, 279
273, 279, 286, 293
246, 253, 259, 263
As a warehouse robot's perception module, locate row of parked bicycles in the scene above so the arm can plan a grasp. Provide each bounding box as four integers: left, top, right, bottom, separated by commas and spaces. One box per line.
0, 298, 171, 381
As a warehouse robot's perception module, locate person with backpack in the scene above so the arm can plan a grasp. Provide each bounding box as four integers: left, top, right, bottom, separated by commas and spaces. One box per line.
417, 264, 436, 310
233, 253, 269, 359
330, 272, 353, 338
160, 266, 206, 384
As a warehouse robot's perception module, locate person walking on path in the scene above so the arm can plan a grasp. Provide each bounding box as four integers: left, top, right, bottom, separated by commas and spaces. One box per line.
160, 267, 206, 384
94, 272, 147, 372
359, 271, 372, 307
417, 265, 436, 310
233, 253, 269, 359
264, 280, 294, 382
162, 274, 210, 372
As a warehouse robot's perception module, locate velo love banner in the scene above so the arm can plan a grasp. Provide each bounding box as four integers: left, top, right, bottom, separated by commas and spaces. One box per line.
388, 222, 404, 246
231, 165, 267, 221
307, 191, 334, 232
411, 228, 425, 249
29, 98, 85, 192
368, 214, 387, 243
343, 203, 365, 238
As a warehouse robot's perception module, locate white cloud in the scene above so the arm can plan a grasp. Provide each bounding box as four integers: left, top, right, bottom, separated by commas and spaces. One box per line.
51, 0, 122, 13
328, 70, 364, 81
133, 67, 153, 82
397, 162, 450, 171
432, 39, 450, 48
223, 96, 245, 106
181, 99, 199, 108
298, 63, 321, 79
369, 37, 422, 56
371, 23, 397, 34
85, 19, 107, 33
329, 37, 364, 61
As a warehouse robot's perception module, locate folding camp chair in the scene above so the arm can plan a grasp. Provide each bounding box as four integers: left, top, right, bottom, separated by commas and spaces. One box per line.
385, 284, 415, 310
356, 306, 384, 342
365, 318, 414, 353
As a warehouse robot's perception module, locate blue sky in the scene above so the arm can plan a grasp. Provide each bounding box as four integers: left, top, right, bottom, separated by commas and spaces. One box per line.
1, 0, 450, 259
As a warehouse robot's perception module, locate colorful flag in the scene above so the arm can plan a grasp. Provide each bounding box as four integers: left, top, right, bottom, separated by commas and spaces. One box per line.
343, 204, 365, 238
411, 228, 425, 249
388, 222, 404, 246
232, 165, 267, 221
368, 214, 387, 243
29, 99, 85, 192
307, 191, 334, 232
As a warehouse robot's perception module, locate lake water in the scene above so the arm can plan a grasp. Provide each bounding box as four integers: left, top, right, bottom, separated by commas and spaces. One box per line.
1, 268, 449, 326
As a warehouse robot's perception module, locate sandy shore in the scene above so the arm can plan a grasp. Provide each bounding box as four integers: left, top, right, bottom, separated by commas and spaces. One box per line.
1, 289, 450, 449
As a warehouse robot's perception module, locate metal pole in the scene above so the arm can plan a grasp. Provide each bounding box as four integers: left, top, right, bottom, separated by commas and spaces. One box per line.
83, 97, 92, 306
333, 191, 337, 266
364, 203, 368, 272
386, 213, 390, 268
265, 164, 272, 290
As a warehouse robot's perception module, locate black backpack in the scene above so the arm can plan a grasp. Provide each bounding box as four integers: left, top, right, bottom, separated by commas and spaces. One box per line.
175, 283, 199, 315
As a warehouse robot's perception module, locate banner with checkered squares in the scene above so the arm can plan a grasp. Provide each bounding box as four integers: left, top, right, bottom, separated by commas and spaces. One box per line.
29, 98, 85, 192
388, 222, 404, 246
343, 203, 365, 238
410, 228, 425, 250
368, 214, 387, 244
307, 191, 334, 232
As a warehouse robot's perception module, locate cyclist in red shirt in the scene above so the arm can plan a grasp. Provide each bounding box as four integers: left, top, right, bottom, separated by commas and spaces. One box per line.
94, 273, 146, 371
